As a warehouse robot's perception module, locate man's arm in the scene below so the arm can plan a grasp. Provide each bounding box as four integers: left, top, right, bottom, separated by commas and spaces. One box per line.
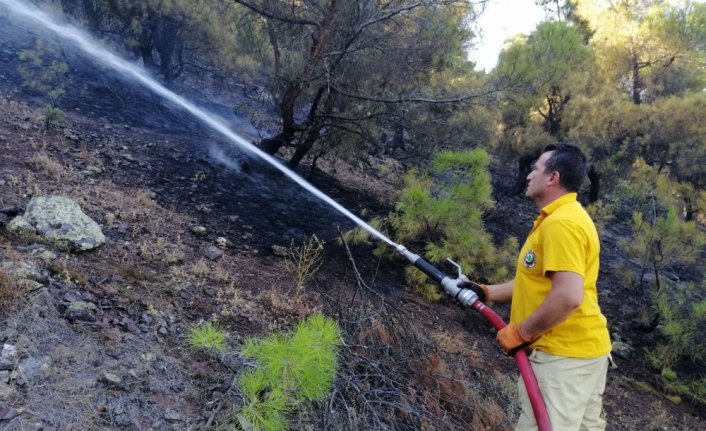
519, 271, 584, 339
485, 279, 515, 303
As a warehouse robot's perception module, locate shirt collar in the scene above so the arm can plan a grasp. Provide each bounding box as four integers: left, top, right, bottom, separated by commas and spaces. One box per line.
540, 192, 578, 217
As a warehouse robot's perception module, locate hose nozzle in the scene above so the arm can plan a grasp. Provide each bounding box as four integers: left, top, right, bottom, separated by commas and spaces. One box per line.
393, 243, 478, 306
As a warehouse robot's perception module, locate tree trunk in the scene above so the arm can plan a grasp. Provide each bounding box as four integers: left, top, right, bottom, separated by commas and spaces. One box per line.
631, 54, 642, 104
288, 129, 320, 168
260, 131, 294, 155
588, 165, 600, 203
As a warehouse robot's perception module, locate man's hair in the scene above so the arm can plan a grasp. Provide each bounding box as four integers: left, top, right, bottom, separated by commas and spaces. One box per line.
542, 143, 588, 192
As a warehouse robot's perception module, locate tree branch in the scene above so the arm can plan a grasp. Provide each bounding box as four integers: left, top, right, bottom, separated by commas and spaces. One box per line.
230, 0, 321, 28
332, 85, 498, 104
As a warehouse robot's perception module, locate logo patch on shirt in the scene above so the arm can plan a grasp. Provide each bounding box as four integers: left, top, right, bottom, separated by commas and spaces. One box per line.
523, 250, 537, 268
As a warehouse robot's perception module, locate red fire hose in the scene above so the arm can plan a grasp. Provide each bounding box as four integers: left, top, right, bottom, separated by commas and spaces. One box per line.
395, 246, 552, 430
471, 300, 552, 431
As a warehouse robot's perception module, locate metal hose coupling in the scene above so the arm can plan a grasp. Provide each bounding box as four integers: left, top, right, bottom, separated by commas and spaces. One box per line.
394, 244, 419, 264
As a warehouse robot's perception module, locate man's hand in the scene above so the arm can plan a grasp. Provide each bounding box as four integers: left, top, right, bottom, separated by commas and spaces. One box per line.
457, 280, 489, 302
497, 322, 533, 356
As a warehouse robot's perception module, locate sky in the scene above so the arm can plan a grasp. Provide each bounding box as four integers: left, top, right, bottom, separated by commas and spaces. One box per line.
468, 0, 548, 71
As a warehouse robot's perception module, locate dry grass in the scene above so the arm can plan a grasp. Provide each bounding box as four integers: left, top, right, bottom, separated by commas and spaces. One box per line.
214, 281, 248, 317
29, 151, 71, 182
266, 289, 322, 319
138, 236, 186, 264
5, 171, 42, 199
49, 259, 89, 284
81, 181, 160, 223
0, 269, 25, 312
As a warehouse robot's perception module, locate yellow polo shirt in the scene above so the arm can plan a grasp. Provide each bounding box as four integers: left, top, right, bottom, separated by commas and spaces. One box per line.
511, 193, 611, 358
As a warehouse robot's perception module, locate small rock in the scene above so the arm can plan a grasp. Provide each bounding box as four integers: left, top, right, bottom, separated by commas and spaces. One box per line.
0, 406, 23, 421
16, 356, 51, 385
63, 131, 79, 141
84, 165, 103, 175
140, 313, 153, 325
106, 398, 131, 426
117, 222, 130, 234
63, 301, 99, 322
0, 344, 17, 371
100, 372, 123, 387
205, 246, 222, 261
18, 279, 43, 291
191, 226, 207, 236
164, 409, 183, 422
140, 353, 156, 362
0, 381, 14, 399
36, 250, 57, 263
611, 341, 634, 359
271, 245, 289, 257
215, 236, 229, 248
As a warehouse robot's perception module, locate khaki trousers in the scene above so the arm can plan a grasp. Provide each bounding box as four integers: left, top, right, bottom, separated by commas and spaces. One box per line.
516, 350, 610, 431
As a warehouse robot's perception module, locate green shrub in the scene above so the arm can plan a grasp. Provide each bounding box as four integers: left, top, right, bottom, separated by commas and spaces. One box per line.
346, 149, 517, 299
43, 103, 66, 130
187, 322, 228, 353
689, 377, 706, 405
235, 314, 341, 431
19, 38, 69, 129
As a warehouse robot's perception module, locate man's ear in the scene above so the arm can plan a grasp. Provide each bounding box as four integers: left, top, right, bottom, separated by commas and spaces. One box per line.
548, 171, 560, 185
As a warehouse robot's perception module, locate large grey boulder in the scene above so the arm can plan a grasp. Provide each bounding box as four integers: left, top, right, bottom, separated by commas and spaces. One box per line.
8, 195, 106, 251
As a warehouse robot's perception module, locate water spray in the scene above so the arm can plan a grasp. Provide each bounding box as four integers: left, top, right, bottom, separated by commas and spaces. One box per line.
0, 0, 395, 248
0, 0, 550, 428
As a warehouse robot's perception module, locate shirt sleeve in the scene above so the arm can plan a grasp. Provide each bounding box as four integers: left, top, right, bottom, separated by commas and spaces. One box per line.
541, 218, 587, 277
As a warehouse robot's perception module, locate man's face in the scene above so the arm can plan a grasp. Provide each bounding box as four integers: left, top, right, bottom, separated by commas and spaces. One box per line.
525, 151, 554, 203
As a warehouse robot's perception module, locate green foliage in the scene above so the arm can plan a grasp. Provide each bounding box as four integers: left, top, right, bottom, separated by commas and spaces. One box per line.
60, 0, 255, 80
661, 367, 678, 382
619, 160, 705, 288
644, 278, 706, 407
236, 373, 288, 431
236, 314, 341, 431
494, 20, 594, 154
495, 21, 591, 93
648, 281, 706, 368
19, 38, 69, 130
43, 103, 66, 130
690, 376, 706, 405
287, 234, 325, 295
564, 91, 706, 196
187, 321, 228, 353
348, 149, 517, 299
612, 160, 706, 405
19, 39, 68, 100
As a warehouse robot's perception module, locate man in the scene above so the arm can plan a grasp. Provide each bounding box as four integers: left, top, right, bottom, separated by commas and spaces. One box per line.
465, 144, 612, 430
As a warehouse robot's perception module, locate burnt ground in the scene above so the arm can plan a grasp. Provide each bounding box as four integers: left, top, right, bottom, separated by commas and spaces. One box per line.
0, 11, 705, 431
